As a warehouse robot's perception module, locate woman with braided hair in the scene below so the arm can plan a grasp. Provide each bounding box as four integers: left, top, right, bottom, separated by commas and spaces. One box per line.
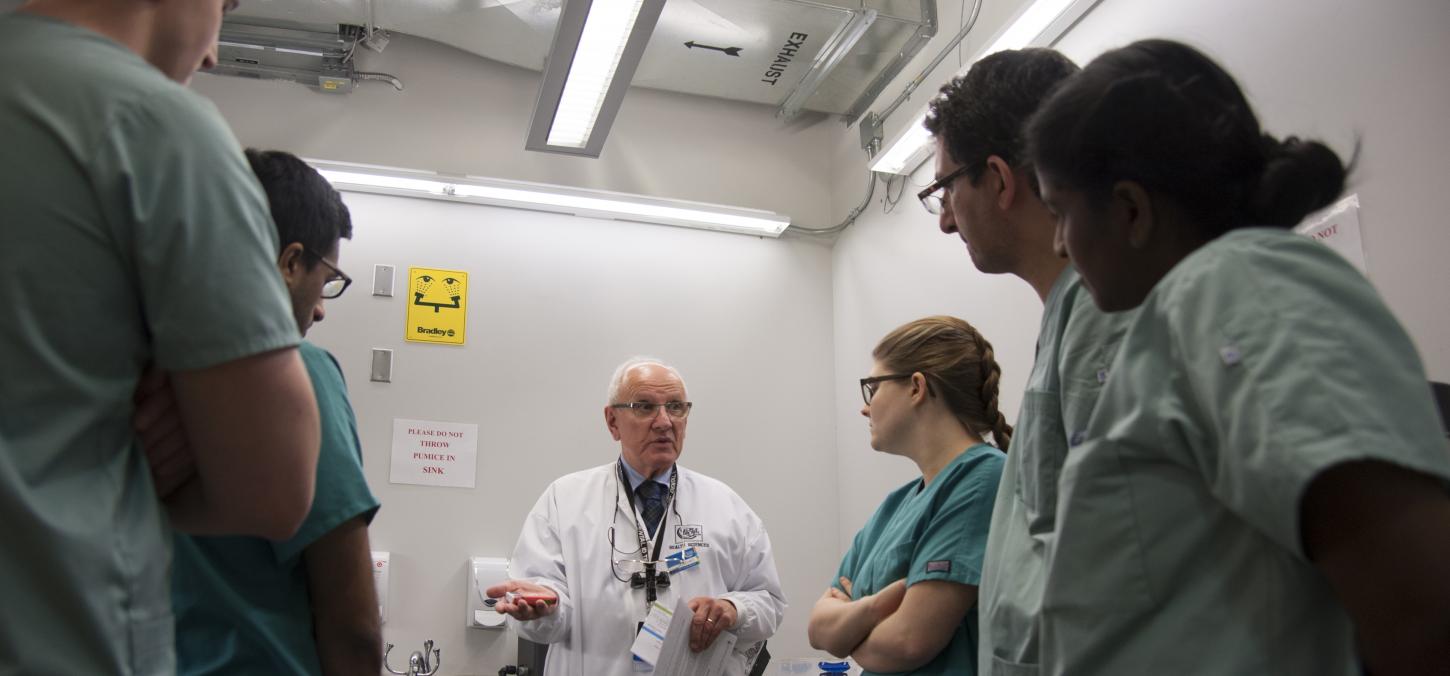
807, 315, 1009, 675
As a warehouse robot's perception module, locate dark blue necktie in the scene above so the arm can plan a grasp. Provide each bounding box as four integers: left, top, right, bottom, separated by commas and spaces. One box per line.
636, 481, 665, 538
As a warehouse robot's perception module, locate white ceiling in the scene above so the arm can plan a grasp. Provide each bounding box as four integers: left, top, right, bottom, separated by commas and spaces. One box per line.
224, 0, 936, 115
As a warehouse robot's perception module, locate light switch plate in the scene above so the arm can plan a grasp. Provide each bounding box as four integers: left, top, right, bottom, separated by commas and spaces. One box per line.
373, 264, 395, 297
370, 348, 393, 383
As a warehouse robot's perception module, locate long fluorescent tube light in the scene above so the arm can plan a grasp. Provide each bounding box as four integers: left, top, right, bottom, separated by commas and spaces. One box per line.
869, 0, 1100, 175
980, 0, 1077, 59
526, 0, 667, 157
548, 0, 647, 147
310, 161, 791, 238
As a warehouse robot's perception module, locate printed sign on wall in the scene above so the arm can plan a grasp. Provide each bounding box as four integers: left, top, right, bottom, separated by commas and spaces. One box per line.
1296, 194, 1366, 273
406, 267, 468, 345
390, 418, 478, 489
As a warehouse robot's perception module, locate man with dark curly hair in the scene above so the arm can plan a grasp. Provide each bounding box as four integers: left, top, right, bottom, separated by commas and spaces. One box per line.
918, 48, 1133, 676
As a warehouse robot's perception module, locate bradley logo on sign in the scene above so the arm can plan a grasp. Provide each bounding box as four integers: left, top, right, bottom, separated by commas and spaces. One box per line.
761, 32, 808, 86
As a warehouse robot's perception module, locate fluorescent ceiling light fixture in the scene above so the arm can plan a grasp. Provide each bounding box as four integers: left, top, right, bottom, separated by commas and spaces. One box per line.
980, 0, 1078, 59
547, 0, 647, 147
273, 47, 326, 58
869, 112, 932, 175
312, 162, 790, 238
527, 0, 667, 157
869, 0, 1100, 176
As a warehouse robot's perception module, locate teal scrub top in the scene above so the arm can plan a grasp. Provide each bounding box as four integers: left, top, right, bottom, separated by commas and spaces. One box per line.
1042, 228, 1450, 675
173, 342, 381, 675
976, 268, 1130, 674
836, 444, 1006, 676
0, 13, 298, 675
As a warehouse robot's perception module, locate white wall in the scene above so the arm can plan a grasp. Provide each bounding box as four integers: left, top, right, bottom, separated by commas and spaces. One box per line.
828, 0, 1450, 547
307, 192, 838, 673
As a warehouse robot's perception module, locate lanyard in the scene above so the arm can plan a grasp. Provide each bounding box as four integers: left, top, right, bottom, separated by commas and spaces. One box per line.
617, 460, 677, 604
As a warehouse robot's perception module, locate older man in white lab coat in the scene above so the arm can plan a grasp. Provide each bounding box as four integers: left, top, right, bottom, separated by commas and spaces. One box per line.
489, 357, 786, 676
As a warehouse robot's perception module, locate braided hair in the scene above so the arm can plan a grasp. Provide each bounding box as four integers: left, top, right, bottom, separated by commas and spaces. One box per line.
873, 316, 1013, 452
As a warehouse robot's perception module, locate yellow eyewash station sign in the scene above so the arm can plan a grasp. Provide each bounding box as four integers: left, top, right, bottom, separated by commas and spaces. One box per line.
405, 267, 468, 345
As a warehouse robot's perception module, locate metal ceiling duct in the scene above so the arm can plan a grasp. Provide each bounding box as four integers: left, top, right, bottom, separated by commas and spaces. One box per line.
212, 20, 363, 93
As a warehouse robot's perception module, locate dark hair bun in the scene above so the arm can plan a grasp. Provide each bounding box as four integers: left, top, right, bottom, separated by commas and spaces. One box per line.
1027, 40, 1351, 235
1250, 136, 1347, 227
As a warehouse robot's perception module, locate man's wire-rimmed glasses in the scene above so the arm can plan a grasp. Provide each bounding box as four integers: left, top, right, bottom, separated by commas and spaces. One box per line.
610, 401, 693, 420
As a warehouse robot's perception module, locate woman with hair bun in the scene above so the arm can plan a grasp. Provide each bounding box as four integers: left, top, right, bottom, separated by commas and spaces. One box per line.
807, 315, 1009, 675
1025, 39, 1450, 675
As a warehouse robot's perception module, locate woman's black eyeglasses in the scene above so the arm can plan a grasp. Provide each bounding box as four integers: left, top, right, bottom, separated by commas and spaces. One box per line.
860, 374, 913, 405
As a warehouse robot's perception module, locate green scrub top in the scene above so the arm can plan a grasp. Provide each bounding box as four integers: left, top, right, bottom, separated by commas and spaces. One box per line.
0, 13, 298, 676
1042, 228, 1450, 675
836, 444, 1006, 676
173, 342, 380, 675
976, 268, 1130, 675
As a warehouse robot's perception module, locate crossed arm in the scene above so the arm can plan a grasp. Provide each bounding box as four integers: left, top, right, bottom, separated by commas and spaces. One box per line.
135, 350, 319, 539
808, 577, 977, 673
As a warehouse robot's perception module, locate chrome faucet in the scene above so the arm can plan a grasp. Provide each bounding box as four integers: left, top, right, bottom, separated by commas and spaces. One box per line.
384, 639, 441, 676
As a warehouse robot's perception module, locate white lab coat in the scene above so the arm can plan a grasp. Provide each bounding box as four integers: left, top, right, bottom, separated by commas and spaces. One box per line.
508, 461, 787, 676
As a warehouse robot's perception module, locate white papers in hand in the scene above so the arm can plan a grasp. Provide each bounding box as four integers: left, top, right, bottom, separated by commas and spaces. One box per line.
653, 597, 737, 676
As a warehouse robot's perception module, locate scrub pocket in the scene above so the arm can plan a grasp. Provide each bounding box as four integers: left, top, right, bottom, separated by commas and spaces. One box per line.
854, 540, 914, 597
1013, 390, 1066, 536
1044, 437, 1154, 611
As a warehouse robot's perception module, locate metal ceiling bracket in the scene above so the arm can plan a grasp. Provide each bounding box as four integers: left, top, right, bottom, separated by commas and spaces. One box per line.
859, 112, 884, 158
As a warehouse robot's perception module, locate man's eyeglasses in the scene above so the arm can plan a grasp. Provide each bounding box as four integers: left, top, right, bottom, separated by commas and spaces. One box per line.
610, 401, 693, 420
305, 249, 352, 299
860, 374, 913, 405
917, 163, 974, 215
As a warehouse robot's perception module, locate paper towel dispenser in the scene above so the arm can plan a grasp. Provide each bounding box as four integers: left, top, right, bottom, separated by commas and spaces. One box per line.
468, 556, 509, 629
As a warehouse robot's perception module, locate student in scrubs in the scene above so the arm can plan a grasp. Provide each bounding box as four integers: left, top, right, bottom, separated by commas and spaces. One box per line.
0, 2, 320, 673
808, 316, 1008, 675
156, 150, 383, 676
1025, 39, 1450, 675
920, 48, 1131, 676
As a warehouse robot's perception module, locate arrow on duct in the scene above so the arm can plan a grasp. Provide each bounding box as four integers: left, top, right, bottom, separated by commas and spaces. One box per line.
684, 41, 742, 57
